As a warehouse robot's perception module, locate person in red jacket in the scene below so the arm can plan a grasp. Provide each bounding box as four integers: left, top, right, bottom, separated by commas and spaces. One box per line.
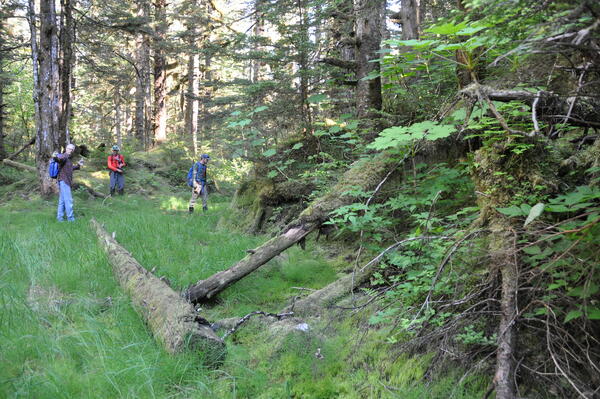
107, 145, 127, 195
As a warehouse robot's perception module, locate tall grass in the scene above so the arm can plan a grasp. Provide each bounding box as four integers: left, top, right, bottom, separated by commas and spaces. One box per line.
0, 191, 486, 398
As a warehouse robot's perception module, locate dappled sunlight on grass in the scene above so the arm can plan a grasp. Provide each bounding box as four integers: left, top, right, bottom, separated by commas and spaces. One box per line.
160, 196, 188, 211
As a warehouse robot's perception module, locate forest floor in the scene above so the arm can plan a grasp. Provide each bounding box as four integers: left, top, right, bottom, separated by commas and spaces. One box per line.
0, 165, 488, 398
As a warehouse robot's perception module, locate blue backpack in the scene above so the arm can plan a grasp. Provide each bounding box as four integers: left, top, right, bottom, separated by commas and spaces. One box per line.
49, 158, 60, 179
186, 163, 196, 187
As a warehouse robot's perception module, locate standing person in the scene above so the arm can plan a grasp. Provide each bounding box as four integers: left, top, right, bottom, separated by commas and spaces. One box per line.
107, 145, 127, 196
53, 143, 84, 222
188, 154, 210, 213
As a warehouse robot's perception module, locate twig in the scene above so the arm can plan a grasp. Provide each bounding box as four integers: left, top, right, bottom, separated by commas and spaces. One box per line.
221, 311, 294, 339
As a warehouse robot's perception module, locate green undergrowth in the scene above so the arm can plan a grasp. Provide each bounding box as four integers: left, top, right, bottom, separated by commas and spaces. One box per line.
0, 188, 486, 398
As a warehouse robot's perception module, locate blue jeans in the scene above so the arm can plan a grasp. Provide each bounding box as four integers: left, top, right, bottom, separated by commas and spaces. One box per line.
110, 172, 125, 190
57, 181, 75, 221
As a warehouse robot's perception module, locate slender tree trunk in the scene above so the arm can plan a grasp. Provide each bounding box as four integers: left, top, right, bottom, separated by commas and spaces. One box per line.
31, 0, 61, 195
134, 0, 151, 150
184, 16, 199, 156
250, 0, 264, 84
152, 0, 168, 145
297, 0, 311, 130
0, 63, 6, 161
114, 86, 122, 148
354, 0, 384, 118
58, 0, 74, 147
198, 52, 212, 147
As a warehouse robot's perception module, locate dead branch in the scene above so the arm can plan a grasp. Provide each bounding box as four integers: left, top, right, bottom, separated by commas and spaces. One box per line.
221, 311, 294, 340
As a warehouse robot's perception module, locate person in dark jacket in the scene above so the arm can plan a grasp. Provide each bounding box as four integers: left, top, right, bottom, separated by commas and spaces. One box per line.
53, 143, 84, 222
189, 154, 210, 213
107, 145, 127, 195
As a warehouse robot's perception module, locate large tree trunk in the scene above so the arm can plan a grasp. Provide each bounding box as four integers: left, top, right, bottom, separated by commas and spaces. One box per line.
58, 0, 74, 147
152, 0, 168, 145
399, 0, 419, 40
354, 0, 384, 118
185, 153, 398, 303
91, 219, 225, 361
0, 63, 6, 161
31, 0, 61, 196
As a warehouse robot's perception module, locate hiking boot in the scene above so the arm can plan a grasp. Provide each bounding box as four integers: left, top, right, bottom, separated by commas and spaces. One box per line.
110, 188, 115, 196
188, 206, 194, 214
118, 189, 124, 196
202, 206, 208, 212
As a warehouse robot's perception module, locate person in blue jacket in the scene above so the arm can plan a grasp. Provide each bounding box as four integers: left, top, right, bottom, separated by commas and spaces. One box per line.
189, 154, 210, 213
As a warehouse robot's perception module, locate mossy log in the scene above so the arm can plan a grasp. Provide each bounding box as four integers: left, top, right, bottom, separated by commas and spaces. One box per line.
2, 158, 37, 172
2, 159, 106, 198
186, 153, 398, 303
91, 219, 225, 360
286, 265, 375, 315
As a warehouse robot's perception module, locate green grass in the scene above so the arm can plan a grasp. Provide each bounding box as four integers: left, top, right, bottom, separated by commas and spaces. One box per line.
0, 188, 487, 398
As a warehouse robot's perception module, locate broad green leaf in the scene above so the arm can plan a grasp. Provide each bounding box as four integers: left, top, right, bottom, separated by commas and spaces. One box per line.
425, 22, 467, 36
267, 170, 278, 178
253, 105, 268, 113
496, 205, 526, 217
291, 143, 304, 150
313, 129, 328, 137
564, 310, 583, 323
250, 138, 266, 146
524, 203, 545, 227
567, 284, 599, 299
456, 25, 488, 36
522, 245, 541, 255
238, 119, 252, 127
262, 149, 276, 157
587, 308, 600, 320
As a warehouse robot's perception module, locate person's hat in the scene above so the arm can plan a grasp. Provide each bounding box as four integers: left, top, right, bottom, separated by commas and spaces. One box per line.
112, 145, 120, 151
201, 154, 210, 159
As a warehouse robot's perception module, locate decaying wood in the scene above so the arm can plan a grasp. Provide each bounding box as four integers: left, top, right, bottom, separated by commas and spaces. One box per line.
2, 158, 37, 172
5, 137, 36, 161
91, 218, 225, 360
289, 236, 446, 315
185, 153, 399, 303
460, 83, 600, 128
2, 158, 106, 198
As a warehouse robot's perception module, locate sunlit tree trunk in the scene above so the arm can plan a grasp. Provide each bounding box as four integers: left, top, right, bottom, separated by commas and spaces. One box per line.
354, 0, 384, 118
152, 0, 168, 145
0, 49, 6, 160
30, 0, 61, 195
250, 0, 264, 84
185, 51, 199, 156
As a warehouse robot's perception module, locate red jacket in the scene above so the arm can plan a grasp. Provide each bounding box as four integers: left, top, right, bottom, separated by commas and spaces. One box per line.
107, 154, 126, 172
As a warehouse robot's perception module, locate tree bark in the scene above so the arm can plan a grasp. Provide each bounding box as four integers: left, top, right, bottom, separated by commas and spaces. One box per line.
31, 0, 61, 196
354, 0, 384, 118
399, 0, 419, 40
152, 0, 168, 145
134, 0, 151, 149
91, 219, 225, 361
185, 153, 398, 303
59, 0, 74, 148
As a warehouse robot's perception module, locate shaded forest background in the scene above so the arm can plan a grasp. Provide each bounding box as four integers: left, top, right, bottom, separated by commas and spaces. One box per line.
1, 0, 599, 398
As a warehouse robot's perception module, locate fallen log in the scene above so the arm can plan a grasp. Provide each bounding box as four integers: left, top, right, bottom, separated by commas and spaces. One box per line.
91, 219, 225, 361
2, 158, 37, 172
460, 83, 600, 128
2, 159, 107, 198
185, 153, 400, 303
